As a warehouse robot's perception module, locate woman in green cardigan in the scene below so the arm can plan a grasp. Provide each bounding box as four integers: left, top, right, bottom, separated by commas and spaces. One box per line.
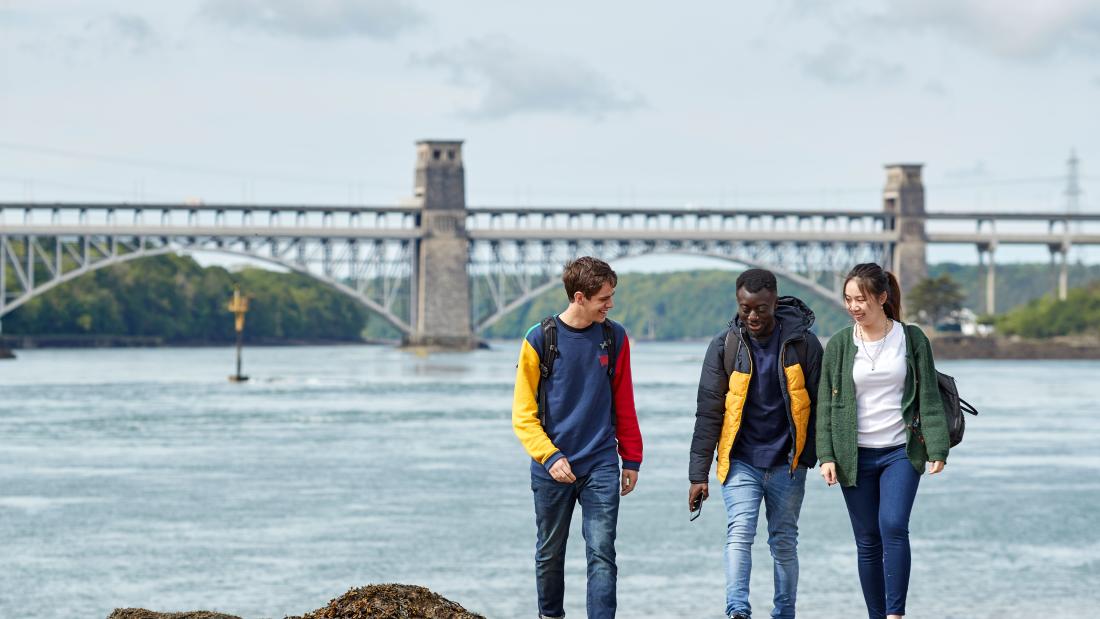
816, 263, 951, 619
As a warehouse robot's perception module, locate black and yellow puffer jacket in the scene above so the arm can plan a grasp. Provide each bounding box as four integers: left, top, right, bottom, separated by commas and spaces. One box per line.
689, 296, 824, 483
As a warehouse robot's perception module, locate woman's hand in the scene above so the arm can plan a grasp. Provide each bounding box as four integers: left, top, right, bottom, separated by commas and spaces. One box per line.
928, 460, 945, 475
820, 462, 837, 486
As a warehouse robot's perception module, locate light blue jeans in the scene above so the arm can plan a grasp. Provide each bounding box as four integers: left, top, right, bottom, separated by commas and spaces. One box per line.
721, 460, 807, 618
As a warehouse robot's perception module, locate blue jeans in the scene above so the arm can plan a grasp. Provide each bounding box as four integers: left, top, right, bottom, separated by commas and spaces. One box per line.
531, 461, 620, 619
721, 460, 807, 619
840, 445, 921, 619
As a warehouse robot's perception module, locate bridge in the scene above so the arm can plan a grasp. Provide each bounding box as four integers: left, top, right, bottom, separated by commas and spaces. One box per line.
2, 140, 1098, 348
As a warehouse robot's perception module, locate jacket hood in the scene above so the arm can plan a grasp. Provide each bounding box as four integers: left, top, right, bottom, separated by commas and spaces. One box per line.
731, 295, 816, 339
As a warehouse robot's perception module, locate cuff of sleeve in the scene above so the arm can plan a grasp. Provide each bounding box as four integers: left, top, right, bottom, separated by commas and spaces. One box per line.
689, 478, 708, 484
542, 451, 564, 472
927, 453, 948, 462
818, 457, 836, 464
622, 460, 641, 471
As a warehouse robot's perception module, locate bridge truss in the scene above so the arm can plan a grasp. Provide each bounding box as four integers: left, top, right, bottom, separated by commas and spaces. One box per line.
0, 203, 418, 334
6, 201, 1096, 337
470, 238, 890, 331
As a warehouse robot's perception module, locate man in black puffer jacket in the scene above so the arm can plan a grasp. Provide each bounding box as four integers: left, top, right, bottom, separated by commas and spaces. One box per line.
688, 268, 823, 619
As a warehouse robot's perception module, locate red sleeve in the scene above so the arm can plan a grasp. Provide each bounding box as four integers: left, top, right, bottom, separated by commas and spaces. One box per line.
612, 334, 643, 469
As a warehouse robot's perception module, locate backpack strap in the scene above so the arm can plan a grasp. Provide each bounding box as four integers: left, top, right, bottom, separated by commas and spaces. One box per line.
602, 319, 618, 426
537, 316, 558, 427
602, 320, 617, 379
722, 327, 742, 377
794, 337, 808, 371
903, 322, 926, 440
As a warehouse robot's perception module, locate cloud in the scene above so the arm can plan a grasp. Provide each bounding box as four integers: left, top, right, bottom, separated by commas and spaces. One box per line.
870, 0, 1100, 59
923, 79, 949, 96
799, 42, 906, 86
16, 12, 159, 57
199, 0, 423, 40
97, 13, 158, 54
415, 36, 645, 121
945, 161, 989, 180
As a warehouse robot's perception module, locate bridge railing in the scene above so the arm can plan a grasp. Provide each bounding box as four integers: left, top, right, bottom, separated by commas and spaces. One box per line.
0, 202, 421, 235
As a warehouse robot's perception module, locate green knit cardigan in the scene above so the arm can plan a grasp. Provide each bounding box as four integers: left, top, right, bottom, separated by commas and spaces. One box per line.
815, 323, 950, 487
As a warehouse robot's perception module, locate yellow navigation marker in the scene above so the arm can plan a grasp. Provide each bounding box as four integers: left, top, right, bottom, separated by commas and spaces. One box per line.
228, 285, 250, 382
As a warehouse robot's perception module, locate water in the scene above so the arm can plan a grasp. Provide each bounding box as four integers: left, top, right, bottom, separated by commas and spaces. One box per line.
1, 343, 1097, 618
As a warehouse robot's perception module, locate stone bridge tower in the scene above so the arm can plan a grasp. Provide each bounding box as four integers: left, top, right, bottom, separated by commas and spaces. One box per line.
883, 164, 928, 302
406, 140, 476, 349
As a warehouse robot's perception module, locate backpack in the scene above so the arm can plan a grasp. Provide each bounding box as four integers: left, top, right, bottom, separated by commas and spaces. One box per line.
536, 316, 617, 427
905, 324, 980, 447
722, 327, 808, 378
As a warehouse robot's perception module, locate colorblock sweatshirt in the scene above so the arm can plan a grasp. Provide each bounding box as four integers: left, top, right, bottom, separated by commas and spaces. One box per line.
512, 316, 643, 479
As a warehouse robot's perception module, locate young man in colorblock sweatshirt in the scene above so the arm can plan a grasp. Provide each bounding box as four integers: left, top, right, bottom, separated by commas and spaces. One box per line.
512, 256, 644, 619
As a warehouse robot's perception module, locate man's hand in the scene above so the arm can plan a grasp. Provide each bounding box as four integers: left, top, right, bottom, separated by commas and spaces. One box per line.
621, 469, 639, 496
928, 460, 945, 474
548, 457, 576, 483
820, 462, 837, 486
688, 482, 709, 511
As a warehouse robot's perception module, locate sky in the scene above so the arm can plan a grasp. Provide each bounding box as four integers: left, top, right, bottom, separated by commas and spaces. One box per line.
2, 0, 1099, 266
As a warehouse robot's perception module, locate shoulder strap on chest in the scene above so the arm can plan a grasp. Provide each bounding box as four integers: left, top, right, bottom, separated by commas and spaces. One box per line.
794, 336, 808, 368
539, 315, 558, 379
602, 319, 617, 379
537, 316, 557, 426
722, 328, 741, 377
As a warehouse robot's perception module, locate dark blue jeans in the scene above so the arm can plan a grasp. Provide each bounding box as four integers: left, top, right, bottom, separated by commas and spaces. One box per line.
840, 445, 921, 619
531, 461, 620, 619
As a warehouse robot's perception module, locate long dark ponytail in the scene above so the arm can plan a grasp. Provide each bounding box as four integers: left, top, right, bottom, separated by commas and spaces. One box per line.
844, 263, 903, 321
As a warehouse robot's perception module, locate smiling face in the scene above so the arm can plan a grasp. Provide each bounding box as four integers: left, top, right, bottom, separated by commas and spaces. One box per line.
736, 286, 778, 339
843, 278, 888, 326
574, 282, 615, 323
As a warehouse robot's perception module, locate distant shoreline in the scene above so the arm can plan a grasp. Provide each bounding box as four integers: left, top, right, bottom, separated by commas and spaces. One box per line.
3, 333, 1100, 359
929, 333, 1100, 360
0, 334, 398, 350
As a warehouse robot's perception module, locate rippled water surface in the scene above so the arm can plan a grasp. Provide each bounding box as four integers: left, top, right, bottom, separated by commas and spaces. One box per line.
1, 344, 1097, 618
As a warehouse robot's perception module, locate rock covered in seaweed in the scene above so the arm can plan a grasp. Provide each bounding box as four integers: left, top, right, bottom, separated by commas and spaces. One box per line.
287, 584, 484, 619
107, 610, 242, 619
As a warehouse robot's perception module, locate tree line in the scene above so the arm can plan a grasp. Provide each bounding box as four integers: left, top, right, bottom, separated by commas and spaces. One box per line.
4, 255, 1099, 342
3, 254, 369, 343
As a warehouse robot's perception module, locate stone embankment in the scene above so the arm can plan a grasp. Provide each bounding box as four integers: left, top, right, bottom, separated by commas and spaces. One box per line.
108, 584, 485, 619
930, 333, 1100, 360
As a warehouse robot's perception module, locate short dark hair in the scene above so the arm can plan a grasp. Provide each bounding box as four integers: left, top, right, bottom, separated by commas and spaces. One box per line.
736, 268, 777, 294
562, 256, 618, 301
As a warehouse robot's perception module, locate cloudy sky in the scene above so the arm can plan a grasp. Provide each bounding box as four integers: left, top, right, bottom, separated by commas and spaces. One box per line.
2, 1, 1098, 262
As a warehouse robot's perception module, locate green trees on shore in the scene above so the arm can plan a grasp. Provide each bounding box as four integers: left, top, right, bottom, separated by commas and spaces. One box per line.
480, 270, 851, 340
4, 255, 1099, 342
3, 254, 368, 342
995, 282, 1100, 338
907, 274, 965, 325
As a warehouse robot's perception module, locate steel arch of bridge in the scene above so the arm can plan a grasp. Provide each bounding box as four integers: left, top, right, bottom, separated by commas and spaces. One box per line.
470, 238, 891, 332
0, 233, 415, 334
2, 231, 889, 336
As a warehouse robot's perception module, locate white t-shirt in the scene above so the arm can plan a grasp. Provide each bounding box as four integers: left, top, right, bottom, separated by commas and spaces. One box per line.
852, 320, 908, 448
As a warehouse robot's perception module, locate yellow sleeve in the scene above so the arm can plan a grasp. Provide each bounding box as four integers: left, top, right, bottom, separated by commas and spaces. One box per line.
511, 338, 559, 464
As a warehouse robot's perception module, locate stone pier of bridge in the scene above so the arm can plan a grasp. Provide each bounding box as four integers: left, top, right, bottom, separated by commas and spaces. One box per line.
404, 140, 477, 350
882, 163, 928, 297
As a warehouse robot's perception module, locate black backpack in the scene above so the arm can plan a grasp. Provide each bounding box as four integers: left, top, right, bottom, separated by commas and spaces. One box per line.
722, 327, 808, 378
537, 315, 617, 427
905, 324, 979, 447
